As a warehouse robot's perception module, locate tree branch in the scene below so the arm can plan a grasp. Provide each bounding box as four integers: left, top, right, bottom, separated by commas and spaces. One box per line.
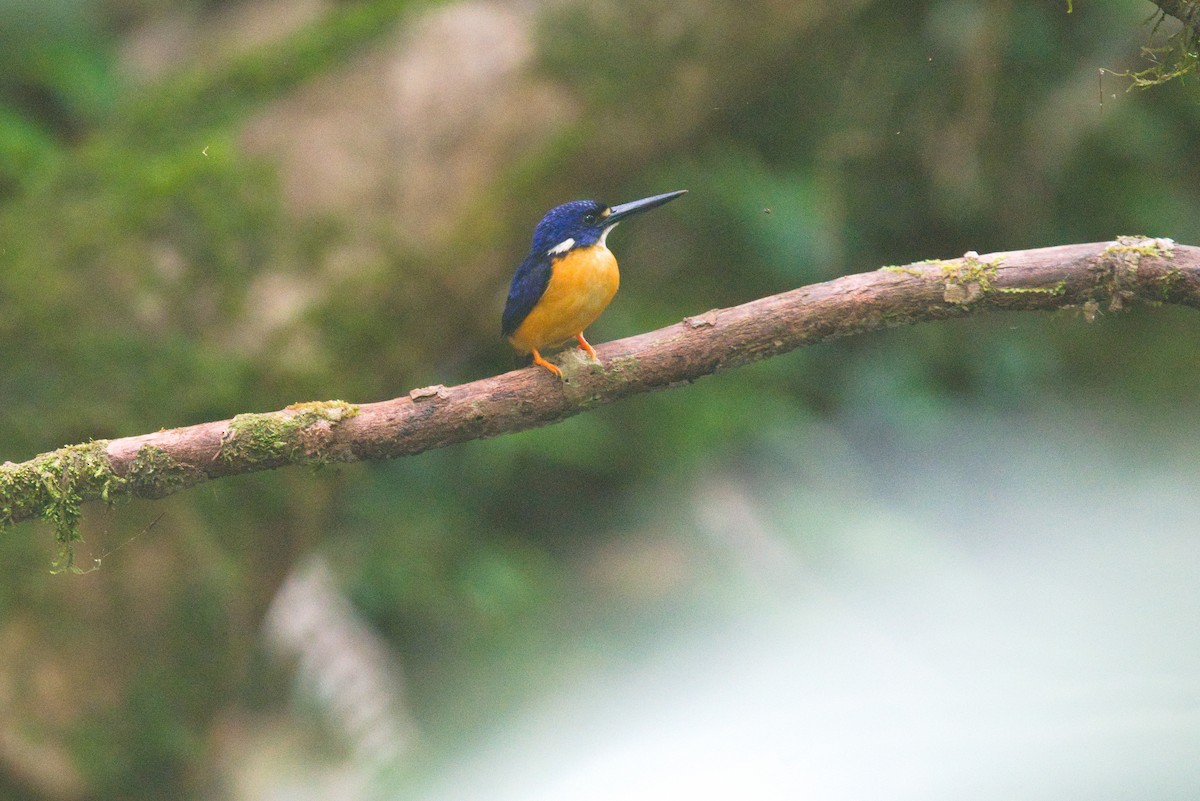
1151, 0, 1200, 40
3, 238, 1198, 557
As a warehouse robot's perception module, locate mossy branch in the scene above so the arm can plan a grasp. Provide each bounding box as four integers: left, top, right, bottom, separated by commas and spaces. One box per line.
1152, 0, 1200, 41
3, 237, 1199, 566
1125, 1, 1200, 86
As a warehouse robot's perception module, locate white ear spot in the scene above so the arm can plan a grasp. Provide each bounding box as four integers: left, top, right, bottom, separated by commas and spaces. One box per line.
547, 237, 576, 255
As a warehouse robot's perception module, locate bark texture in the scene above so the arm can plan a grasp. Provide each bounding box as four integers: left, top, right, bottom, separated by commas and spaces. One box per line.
2, 238, 1197, 537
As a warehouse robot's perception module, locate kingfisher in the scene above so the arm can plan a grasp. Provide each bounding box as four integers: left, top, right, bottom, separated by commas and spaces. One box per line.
502, 189, 687, 378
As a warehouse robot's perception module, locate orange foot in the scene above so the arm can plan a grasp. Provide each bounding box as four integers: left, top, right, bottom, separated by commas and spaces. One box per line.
575, 332, 600, 362
530, 347, 563, 379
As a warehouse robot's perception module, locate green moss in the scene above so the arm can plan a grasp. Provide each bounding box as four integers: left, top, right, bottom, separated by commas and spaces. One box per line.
1109, 14, 1198, 89
996, 279, 1068, 297
1096, 236, 1175, 312
284, 399, 360, 420
1159, 267, 1186, 301
1102, 235, 1176, 260
127, 445, 207, 500
939, 253, 1004, 305
885, 252, 1066, 305
0, 441, 125, 572
0, 400, 360, 570
218, 400, 360, 468
944, 253, 1003, 287
880, 265, 927, 277
604, 354, 642, 375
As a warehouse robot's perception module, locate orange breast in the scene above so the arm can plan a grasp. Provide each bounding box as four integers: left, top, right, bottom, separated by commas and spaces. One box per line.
508, 245, 619, 354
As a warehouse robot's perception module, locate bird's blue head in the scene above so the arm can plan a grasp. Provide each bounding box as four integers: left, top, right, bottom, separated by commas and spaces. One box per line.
529, 190, 687, 257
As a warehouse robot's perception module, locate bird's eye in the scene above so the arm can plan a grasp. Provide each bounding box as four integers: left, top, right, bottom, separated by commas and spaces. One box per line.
582, 212, 598, 225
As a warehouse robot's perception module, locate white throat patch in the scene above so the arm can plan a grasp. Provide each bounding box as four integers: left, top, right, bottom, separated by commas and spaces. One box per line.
598, 223, 618, 248
547, 237, 575, 256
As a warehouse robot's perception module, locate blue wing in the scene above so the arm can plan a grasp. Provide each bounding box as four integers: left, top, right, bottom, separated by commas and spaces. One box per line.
501, 251, 554, 337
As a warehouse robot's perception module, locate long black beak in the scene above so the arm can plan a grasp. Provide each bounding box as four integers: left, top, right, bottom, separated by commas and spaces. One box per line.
605, 189, 687, 224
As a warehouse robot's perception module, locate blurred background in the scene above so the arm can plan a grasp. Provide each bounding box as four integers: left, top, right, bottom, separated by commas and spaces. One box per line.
1, 0, 1199, 798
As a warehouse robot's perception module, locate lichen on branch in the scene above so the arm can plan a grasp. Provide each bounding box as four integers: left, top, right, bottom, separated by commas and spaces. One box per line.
1113, 1, 1200, 87
2, 239, 1198, 568
0, 441, 124, 572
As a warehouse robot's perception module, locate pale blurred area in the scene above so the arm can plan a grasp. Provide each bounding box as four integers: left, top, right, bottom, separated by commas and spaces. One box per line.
238, 398, 1200, 800
1, 0, 1199, 798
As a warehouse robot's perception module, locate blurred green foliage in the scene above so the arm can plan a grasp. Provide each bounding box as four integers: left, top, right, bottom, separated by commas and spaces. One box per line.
0, 0, 1198, 798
